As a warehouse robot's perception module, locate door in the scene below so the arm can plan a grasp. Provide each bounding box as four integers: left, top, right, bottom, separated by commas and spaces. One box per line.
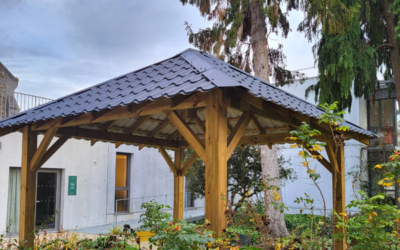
35, 171, 61, 230
6, 168, 61, 235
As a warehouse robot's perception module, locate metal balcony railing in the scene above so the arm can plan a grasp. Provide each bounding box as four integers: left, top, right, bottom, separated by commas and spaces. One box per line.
0, 92, 53, 119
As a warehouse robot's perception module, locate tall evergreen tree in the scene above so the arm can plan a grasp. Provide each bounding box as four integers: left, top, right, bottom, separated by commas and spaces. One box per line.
180, 0, 301, 237
299, 0, 400, 112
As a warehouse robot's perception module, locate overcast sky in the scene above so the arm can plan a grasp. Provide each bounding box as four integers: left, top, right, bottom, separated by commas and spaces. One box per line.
0, 0, 317, 99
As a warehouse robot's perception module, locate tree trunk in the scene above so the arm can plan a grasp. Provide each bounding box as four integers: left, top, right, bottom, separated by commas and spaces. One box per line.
250, 0, 289, 238
383, 0, 400, 113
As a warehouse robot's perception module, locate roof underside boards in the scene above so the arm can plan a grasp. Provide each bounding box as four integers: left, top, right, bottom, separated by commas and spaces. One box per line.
0, 48, 374, 139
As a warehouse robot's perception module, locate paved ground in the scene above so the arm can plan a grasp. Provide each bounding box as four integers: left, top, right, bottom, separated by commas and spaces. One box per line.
76, 207, 205, 235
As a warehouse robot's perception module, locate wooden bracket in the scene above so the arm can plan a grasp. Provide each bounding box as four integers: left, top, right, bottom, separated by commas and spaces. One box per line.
227, 111, 251, 157
250, 113, 264, 134
37, 136, 69, 168
158, 146, 178, 175
30, 124, 59, 172
165, 110, 206, 161
306, 148, 333, 173
181, 151, 198, 176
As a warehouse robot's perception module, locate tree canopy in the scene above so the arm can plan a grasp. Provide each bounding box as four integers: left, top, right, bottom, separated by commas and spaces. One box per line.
299, 0, 400, 111
180, 0, 303, 83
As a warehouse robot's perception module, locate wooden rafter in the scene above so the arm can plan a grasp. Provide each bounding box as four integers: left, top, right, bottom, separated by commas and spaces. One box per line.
56, 127, 180, 148
165, 110, 206, 161
158, 146, 177, 175
30, 125, 59, 172
149, 119, 170, 138
90, 139, 97, 146
31, 93, 206, 131
115, 142, 122, 148
227, 112, 251, 157
125, 116, 150, 134
102, 120, 116, 131
38, 136, 69, 167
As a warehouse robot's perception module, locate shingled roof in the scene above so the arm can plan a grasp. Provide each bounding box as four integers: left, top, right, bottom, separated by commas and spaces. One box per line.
0, 48, 374, 137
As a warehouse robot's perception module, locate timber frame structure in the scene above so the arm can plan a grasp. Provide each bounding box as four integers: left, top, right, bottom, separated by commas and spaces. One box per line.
0, 49, 375, 250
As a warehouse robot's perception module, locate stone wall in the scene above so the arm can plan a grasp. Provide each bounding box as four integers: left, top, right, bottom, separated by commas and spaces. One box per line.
0, 63, 19, 119
0, 84, 6, 119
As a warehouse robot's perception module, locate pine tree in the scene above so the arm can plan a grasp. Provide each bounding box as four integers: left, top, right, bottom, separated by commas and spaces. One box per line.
180, 0, 301, 237
299, 0, 400, 112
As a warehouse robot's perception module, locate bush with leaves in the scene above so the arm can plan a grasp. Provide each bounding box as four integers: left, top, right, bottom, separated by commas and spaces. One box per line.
149, 220, 214, 250
139, 200, 173, 233
335, 191, 400, 249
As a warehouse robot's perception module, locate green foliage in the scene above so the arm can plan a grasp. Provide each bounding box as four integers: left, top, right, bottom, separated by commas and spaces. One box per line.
109, 225, 123, 235
335, 191, 400, 249
186, 146, 264, 209
186, 146, 296, 209
181, 0, 303, 83
285, 213, 332, 237
149, 220, 215, 250
139, 200, 172, 232
299, 0, 393, 112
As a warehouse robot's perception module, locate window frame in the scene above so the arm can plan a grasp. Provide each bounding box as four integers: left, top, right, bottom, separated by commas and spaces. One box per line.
115, 153, 131, 214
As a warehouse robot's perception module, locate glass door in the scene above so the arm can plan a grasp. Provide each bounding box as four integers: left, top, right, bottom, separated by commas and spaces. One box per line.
35, 171, 60, 230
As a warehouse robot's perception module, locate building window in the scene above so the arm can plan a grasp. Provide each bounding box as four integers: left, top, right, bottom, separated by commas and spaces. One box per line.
115, 154, 130, 213
367, 97, 398, 203
367, 98, 397, 146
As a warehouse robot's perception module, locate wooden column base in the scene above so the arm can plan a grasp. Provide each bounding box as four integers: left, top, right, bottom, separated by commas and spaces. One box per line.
173, 175, 184, 221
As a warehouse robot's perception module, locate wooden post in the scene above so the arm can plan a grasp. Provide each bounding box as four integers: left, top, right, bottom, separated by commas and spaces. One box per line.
205, 89, 228, 234
19, 125, 37, 248
173, 148, 185, 221
333, 142, 346, 250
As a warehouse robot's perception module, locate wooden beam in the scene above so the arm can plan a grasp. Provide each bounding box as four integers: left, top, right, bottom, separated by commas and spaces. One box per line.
30, 125, 58, 172
125, 116, 150, 134
165, 110, 206, 161
158, 146, 177, 175
19, 125, 37, 248
239, 132, 328, 146
173, 148, 185, 221
325, 142, 340, 173
193, 117, 205, 133
90, 139, 97, 146
181, 151, 198, 175
102, 120, 117, 131
250, 113, 264, 134
171, 93, 195, 108
32, 93, 207, 131
205, 89, 228, 235
233, 88, 371, 146
38, 136, 69, 167
227, 112, 251, 157
115, 142, 122, 148
149, 119, 170, 138
56, 127, 180, 148
305, 148, 333, 173
333, 142, 346, 250
0, 125, 23, 138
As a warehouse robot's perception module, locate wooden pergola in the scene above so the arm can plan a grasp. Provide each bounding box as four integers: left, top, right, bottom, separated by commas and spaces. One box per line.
0, 49, 373, 250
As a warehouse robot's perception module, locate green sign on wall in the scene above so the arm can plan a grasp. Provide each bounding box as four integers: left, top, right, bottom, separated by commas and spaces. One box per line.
68, 176, 77, 196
